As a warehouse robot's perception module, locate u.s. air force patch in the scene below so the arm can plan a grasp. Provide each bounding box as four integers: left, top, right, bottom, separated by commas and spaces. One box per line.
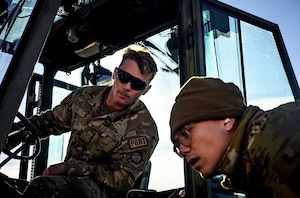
129, 152, 144, 168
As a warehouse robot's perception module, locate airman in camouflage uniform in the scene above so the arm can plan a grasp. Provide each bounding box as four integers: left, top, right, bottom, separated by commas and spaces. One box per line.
8, 48, 159, 198
169, 76, 300, 198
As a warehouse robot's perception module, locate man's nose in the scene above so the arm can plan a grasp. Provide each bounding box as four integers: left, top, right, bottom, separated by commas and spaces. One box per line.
123, 81, 132, 90
178, 143, 191, 156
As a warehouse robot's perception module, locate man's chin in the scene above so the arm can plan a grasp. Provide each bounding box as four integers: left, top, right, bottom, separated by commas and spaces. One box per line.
195, 169, 217, 180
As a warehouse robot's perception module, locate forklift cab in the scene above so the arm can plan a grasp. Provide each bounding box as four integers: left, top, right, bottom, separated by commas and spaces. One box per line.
0, 0, 299, 197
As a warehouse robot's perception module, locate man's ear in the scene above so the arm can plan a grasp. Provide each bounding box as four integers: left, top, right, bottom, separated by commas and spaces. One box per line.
224, 118, 235, 132
112, 67, 117, 80
142, 85, 151, 95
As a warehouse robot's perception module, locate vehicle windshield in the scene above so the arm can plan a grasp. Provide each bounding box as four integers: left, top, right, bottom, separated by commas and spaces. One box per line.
0, 0, 37, 85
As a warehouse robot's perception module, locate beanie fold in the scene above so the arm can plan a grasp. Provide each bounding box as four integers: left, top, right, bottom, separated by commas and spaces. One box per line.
169, 76, 246, 142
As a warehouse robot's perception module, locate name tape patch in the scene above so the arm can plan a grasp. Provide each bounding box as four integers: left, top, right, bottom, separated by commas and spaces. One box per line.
99, 124, 121, 142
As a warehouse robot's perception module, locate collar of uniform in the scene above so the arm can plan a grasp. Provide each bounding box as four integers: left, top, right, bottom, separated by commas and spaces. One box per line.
87, 86, 110, 114
218, 105, 261, 175
87, 86, 109, 105
87, 86, 146, 121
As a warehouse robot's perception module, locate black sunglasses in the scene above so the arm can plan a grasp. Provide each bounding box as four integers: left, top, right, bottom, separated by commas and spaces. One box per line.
116, 68, 148, 90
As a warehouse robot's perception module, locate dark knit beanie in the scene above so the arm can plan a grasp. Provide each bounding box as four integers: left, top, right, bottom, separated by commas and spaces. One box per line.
169, 76, 246, 142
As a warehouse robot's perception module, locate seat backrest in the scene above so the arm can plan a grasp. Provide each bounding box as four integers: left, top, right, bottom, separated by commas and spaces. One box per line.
132, 160, 151, 189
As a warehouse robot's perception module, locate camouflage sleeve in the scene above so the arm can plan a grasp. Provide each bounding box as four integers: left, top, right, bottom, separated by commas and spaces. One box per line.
63, 132, 158, 192
5, 104, 71, 149
63, 156, 138, 192
92, 131, 158, 192
28, 104, 71, 138
27, 88, 82, 138
247, 101, 300, 196
90, 105, 159, 192
63, 158, 93, 176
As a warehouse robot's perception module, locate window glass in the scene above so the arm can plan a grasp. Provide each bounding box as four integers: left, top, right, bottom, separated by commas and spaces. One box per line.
0, 63, 44, 179
48, 67, 83, 166
203, 8, 294, 110
0, 0, 37, 44
0, 0, 37, 88
241, 21, 294, 109
203, 9, 244, 92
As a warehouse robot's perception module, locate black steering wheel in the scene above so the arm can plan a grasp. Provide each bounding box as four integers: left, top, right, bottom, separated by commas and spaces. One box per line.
2, 112, 41, 161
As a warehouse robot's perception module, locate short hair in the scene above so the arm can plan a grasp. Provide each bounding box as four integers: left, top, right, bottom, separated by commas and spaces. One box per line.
120, 48, 158, 81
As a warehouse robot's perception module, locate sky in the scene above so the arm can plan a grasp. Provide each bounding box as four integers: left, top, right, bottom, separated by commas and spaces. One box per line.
219, 0, 300, 83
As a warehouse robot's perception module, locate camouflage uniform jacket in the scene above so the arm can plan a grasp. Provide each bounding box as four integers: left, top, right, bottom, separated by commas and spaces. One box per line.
218, 100, 300, 198
28, 86, 159, 192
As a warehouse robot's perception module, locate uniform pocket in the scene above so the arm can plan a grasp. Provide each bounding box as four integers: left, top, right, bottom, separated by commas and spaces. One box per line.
86, 118, 122, 159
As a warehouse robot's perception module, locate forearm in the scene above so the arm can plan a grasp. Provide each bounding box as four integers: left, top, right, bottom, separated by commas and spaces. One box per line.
29, 105, 71, 138
92, 164, 135, 192
62, 158, 135, 191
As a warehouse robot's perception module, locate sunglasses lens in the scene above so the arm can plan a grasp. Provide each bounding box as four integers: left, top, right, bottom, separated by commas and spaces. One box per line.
117, 69, 130, 83
131, 78, 147, 90
117, 68, 147, 90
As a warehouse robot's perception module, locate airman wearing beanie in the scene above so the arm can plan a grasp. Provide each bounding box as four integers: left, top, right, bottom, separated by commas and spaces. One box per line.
169, 76, 246, 142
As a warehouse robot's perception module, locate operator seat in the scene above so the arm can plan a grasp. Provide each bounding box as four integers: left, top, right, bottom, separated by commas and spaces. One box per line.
126, 161, 157, 198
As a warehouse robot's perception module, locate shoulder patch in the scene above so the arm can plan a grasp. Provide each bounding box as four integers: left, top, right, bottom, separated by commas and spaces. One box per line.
72, 104, 87, 117
129, 152, 144, 168
129, 136, 148, 149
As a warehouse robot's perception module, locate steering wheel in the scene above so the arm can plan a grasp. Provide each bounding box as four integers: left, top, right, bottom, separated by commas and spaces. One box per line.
2, 112, 41, 161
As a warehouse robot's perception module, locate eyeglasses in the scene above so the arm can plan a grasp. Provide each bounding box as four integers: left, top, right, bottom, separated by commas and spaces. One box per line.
116, 68, 148, 90
173, 129, 192, 157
